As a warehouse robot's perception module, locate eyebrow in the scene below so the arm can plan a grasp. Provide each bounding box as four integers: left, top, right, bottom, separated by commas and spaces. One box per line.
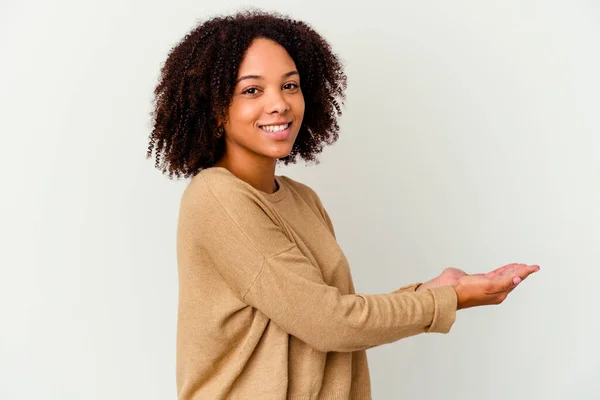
236, 70, 299, 83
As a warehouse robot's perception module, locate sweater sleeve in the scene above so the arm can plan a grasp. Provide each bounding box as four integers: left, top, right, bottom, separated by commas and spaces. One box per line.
181, 176, 457, 353
246, 248, 457, 352
392, 282, 423, 293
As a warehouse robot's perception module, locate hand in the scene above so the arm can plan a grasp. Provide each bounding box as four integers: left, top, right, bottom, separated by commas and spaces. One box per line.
453, 263, 540, 309
417, 267, 467, 291
481, 263, 537, 280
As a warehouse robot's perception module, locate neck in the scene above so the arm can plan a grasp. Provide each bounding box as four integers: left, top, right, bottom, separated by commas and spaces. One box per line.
214, 154, 278, 194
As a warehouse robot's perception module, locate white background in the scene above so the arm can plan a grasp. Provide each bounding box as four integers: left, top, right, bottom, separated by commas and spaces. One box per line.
1, 0, 598, 399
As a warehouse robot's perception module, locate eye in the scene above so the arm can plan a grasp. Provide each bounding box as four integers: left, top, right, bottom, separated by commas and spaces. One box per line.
283, 82, 299, 90
241, 87, 261, 95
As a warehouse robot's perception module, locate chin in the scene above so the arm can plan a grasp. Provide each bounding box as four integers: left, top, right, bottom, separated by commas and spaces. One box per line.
262, 136, 297, 159
265, 146, 294, 160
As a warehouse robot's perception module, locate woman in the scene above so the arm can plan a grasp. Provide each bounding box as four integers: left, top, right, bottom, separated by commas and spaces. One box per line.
147, 10, 540, 400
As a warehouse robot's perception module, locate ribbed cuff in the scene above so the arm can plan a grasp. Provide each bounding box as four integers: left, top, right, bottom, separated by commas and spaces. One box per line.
391, 282, 423, 294
426, 285, 458, 333
288, 386, 371, 400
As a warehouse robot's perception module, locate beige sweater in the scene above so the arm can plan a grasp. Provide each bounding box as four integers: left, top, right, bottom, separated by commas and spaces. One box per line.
176, 167, 458, 400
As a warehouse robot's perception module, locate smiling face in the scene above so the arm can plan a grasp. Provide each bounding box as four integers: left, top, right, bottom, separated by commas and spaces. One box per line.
218, 38, 305, 167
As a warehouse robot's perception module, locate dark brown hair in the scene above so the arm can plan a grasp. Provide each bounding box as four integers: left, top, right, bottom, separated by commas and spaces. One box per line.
146, 9, 347, 179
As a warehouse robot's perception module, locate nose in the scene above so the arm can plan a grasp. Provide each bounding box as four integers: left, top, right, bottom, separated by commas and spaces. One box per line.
265, 89, 290, 114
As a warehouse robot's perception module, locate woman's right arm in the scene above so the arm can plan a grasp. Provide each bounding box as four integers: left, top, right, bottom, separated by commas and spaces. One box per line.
180, 176, 538, 353
179, 177, 458, 353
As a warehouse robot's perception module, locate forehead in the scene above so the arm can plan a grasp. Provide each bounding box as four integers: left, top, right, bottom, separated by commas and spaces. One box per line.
237, 38, 297, 76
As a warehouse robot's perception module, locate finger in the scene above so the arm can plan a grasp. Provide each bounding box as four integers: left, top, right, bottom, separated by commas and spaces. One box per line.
484, 263, 514, 277
495, 265, 540, 293
515, 264, 541, 281
485, 263, 521, 279
489, 263, 539, 280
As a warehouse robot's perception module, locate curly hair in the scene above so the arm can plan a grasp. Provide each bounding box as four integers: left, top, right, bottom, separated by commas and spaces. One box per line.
146, 9, 347, 179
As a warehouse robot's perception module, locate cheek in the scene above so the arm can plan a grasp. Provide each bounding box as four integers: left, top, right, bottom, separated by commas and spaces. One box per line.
293, 94, 305, 117
228, 101, 262, 127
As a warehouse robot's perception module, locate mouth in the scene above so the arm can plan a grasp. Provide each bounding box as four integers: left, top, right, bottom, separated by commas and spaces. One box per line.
259, 122, 292, 140
259, 122, 291, 133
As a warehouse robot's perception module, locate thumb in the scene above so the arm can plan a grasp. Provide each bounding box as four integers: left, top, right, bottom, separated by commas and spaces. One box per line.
512, 276, 522, 286
489, 275, 519, 294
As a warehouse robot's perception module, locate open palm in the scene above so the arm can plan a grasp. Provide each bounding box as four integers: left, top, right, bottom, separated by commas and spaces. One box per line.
454, 263, 540, 308
418, 263, 539, 292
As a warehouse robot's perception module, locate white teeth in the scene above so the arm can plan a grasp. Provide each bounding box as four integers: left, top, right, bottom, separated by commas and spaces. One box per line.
261, 123, 289, 133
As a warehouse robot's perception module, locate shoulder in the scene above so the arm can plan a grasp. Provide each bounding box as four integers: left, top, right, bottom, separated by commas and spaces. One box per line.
182, 167, 264, 209
179, 168, 293, 259
278, 175, 322, 205
180, 168, 281, 231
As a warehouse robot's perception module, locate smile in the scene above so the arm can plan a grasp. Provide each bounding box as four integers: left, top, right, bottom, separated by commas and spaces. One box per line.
259, 122, 291, 133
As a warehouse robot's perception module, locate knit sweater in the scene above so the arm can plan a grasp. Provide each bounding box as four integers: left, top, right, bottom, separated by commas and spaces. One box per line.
176, 167, 458, 400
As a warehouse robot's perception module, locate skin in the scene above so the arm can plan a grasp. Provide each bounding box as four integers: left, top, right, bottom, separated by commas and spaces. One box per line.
214, 38, 304, 194
418, 263, 540, 309
213, 38, 540, 309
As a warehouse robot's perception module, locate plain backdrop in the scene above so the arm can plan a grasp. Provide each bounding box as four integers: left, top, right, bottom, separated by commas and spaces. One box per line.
1, 0, 599, 399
